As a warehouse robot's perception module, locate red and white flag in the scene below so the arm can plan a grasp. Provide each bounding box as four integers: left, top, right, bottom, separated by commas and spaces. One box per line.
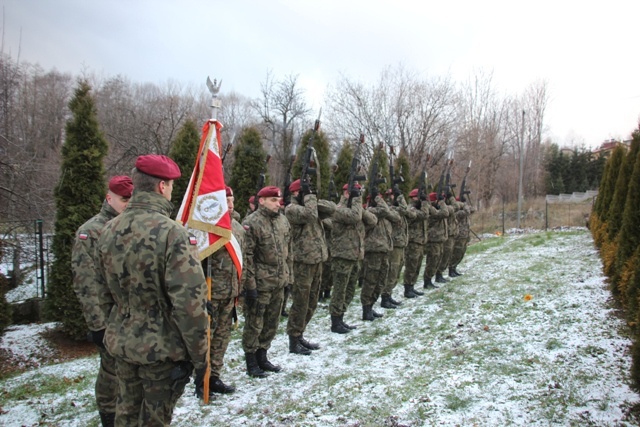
176, 119, 242, 279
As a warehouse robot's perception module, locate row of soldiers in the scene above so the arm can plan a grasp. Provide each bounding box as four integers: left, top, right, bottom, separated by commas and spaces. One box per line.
71, 154, 473, 426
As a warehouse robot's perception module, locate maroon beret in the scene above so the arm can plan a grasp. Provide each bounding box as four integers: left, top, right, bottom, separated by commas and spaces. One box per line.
108, 175, 133, 198
342, 183, 362, 190
409, 188, 419, 198
135, 155, 181, 180
289, 179, 301, 193
385, 188, 393, 195
257, 186, 281, 198
429, 192, 437, 202
249, 196, 255, 204
225, 186, 233, 197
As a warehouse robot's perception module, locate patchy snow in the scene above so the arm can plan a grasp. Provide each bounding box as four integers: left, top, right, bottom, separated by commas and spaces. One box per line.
0, 229, 638, 426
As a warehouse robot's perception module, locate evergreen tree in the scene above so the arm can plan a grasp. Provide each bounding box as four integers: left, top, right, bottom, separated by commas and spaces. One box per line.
395, 149, 413, 196
229, 127, 266, 217
596, 145, 626, 223
333, 141, 355, 192
168, 119, 201, 219
365, 144, 390, 200
608, 137, 640, 240
616, 150, 640, 299
293, 129, 330, 198
45, 81, 108, 339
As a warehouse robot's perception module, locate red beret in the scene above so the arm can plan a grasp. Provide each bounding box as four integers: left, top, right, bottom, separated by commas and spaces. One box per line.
342, 183, 362, 190
429, 192, 437, 202
289, 179, 301, 193
385, 188, 393, 195
225, 186, 233, 197
108, 175, 133, 198
409, 188, 419, 198
456, 196, 460, 202
135, 155, 181, 180
249, 196, 255, 204
257, 186, 281, 198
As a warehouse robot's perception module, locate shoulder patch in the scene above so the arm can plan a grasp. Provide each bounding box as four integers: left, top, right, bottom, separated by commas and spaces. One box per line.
78, 233, 89, 240
189, 235, 198, 245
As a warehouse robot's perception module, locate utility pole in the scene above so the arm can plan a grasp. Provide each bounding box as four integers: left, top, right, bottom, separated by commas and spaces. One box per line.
517, 109, 525, 229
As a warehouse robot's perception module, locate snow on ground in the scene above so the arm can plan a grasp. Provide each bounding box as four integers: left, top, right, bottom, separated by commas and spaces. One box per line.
0, 229, 638, 426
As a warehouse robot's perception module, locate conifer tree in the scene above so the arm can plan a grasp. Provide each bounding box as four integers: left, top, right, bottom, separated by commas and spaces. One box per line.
293, 129, 330, 198
395, 149, 413, 196
365, 145, 390, 200
229, 127, 266, 217
169, 119, 200, 219
596, 145, 626, 222
616, 150, 640, 299
46, 81, 108, 339
334, 141, 354, 193
607, 137, 640, 240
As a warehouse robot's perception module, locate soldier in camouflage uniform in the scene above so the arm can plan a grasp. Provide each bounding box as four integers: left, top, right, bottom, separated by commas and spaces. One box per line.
241, 186, 293, 377
437, 195, 459, 282
285, 179, 335, 355
381, 189, 416, 308
328, 183, 376, 333
96, 155, 209, 427
361, 193, 400, 320
319, 218, 333, 300
195, 186, 245, 398
449, 196, 474, 277
424, 192, 450, 289
403, 188, 438, 298
72, 175, 132, 427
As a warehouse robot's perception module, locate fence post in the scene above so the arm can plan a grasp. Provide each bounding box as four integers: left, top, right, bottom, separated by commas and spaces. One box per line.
545, 199, 548, 231
36, 219, 45, 298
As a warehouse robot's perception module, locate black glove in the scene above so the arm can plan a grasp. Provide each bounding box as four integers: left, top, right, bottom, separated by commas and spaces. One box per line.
205, 300, 214, 317
413, 200, 422, 209
438, 193, 445, 201
392, 185, 402, 198
350, 187, 361, 198
91, 329, 106, 349
301, 179, 311, 195
244, 288, 258, 307
370, 187, 379, 200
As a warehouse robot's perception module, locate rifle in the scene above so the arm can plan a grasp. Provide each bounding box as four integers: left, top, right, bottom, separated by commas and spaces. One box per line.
367, 141, 387, 207
327, 164, 339, 202
418, 153, 432, 202
282, 154, 296, 206
254, 153, 271, 209
347, 133, 367, 208
459, 160, 472, 203
388, 145, 404, 205
298, 110, 322, 206
436, 155, 454, 200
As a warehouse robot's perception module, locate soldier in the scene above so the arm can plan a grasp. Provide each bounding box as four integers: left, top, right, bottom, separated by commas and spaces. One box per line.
424, 192, 450, 289
381, 188, 416, 308
318, 218, 333, 301
328, 183, 376, 333
244, 195, 256, 220
96, 155, 209, 426
285, 179, 335, 355
361, 192, 399, 320
402, 188, 438, 298
241, 185, 293, 377
196, 186, 244, 398
449, 196, 474, 276
72, 175, 133, 427
437, 194, 458, 282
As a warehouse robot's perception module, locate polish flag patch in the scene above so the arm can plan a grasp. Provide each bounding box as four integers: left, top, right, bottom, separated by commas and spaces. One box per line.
78, 233, 88, 240
189, 235, 198, 245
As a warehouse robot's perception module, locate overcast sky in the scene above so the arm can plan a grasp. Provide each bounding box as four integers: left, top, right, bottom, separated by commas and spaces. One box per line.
2, 0, 639, 148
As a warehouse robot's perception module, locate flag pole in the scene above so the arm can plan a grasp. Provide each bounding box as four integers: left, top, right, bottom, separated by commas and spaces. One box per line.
202, 76, 222, 404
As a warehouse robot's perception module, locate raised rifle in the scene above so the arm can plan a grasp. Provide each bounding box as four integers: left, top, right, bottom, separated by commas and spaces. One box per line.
254, 153, 271, 209
388, 145, 404, 205
367, 141, 387, 207
459, 160, 472, 203
327, 164, 339, 202
445, 157, 456, 198
347, 133, 367, 208
282, 154, 296, 206
436, 155, 454, 200
298, 110, 322, 206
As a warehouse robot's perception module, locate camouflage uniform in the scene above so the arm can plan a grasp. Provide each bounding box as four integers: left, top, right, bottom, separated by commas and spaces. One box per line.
450, 201, 473, 271
403, 201, 437, 286
382, 195, 416, 298
241, 205, 293, 353
438, 197, 458, 276
424, 200, 450, 281
319, 218, 333, 299
71, 200, 119, 421
361, 195, 398, 307
285, 194, 335, 338
206, 217, 245, 380
96, 191, 208, 427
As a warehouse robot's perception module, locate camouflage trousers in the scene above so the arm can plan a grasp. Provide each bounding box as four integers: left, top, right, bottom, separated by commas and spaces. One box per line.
287, 262, 322, 337
424, 241, 444, 280
403, 242, 425, 285
437, 237, 455, 274
383, 246, 405, 296
329, 257, 360, 317
242, 286, 284, 353
450, 235, 470, 269
210, 297, 235, 378
320, 259, 332, 294
360, 252, 390, 306
96, 347, 118, 415
114, 358, 191, 427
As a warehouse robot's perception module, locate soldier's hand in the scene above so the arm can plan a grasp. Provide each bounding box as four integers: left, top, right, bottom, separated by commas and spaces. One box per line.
205, 300, 214, 317
393, 185, 402, 198
244, 288, 258, 307
91, 329, 106, 349
301, 179, 311, 195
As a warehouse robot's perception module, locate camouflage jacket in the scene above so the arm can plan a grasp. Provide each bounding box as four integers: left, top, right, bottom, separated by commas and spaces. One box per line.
364, 195, 397, 253
205, 217, 245, 300
241, 206, 293, 293
427, 200, 450, 243
445, 197, 459, 237
407, 200, 438, 245
71, 200, 119, 332
285, 194, 335, 265
456, 203, 473, 238
96, 191, 209, 370
330, 195, 376, 261
387, 194, 417, 248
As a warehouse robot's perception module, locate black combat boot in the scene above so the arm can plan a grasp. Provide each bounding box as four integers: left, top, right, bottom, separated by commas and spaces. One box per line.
99, 411, 115, 427
210, 376, 236, 394
362, 305, 375, 321
435, 272, 449, 283
245, 352, 268, 378
380, 294, 398, 309
299, 334, 320, 350
255, 348, 282, 372
448, 267, 460, 277
289, 335, 312, 355
331, 315, 350, 334
371, 307, 384, 318
389, 295, 403, 306
424, 277, 439, 289
340, 314, 357, 330
411, 285, 425, 296
404, 284, 417, 298
453, 267, 463, 276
